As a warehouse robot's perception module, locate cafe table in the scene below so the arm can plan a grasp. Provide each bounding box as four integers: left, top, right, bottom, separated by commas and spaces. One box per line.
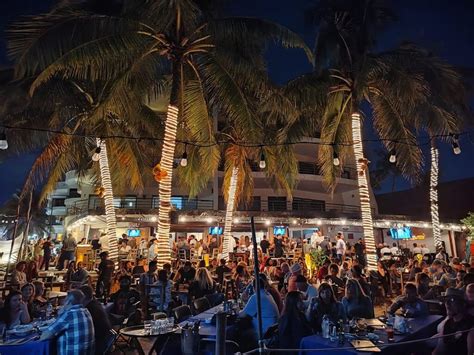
119, 324, 180, 355
299, 315, 443, 355
0, 337, 53, 355
177, 304, 224, 337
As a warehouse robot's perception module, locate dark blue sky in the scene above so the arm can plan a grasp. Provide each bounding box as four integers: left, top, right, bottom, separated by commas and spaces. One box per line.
0, 0, 473, 203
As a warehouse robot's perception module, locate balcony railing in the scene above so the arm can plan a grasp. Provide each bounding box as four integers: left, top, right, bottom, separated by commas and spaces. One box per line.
67, 195, 369, 219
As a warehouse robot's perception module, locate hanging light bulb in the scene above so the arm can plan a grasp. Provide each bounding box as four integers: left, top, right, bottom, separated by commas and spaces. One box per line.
452, 141, 461, 155
259, 149, 266, 169
180, 151, 188, 167
389, 149, 396, 163
0, 132, 8, 150
92, 146, 101, 162
333, 151, 340, 166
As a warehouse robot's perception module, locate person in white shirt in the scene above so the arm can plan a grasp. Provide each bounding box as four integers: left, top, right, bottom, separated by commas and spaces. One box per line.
295, 275, 318, 308
421, 244, 430, 255
380, 244, 391, 256
413, 243, 422, 255
336, 232, 346, 262
99, 233, 109, 251
390, 242, 400, 255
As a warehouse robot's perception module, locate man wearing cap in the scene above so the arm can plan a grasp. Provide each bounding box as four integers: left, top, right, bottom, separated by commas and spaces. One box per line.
287, 263, 303, 292
433, 288, 474, 355
336, 232, 346, 263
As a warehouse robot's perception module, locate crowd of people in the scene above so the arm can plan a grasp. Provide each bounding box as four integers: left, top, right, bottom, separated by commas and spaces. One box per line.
2, 231, 473, 354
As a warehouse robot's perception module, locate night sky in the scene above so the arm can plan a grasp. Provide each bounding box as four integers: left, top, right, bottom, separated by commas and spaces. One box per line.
0, 0, 473, 204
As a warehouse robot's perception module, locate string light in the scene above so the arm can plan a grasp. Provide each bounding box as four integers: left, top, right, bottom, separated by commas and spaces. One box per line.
430, 146, 442, 249
92, 146, 101, 162
259, 148, 266, 169
333, 151, 340, 166
0, 132, 8, 150
222, 166, 239, 260
389, 150, 397, 163
180, 144, 188, 167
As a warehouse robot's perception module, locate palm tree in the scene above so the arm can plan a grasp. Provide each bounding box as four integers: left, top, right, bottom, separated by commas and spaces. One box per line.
304, 1, 467, 270
9, 0, 312, 267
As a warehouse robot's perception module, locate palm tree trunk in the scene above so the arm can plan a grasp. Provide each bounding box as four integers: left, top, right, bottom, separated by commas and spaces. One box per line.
430, 143, 442, 250
156, 64, 181, 268
5, 201, 21, 280
222, 166, 239, 260
97, 138, 118, 262
351, 113, 377, 270
18, 191, 33, 260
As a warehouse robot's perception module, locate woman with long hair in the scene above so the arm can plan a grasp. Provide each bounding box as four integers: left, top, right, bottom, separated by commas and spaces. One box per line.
307, 282, 346, 331
63, 260, 76, 291
233, 263, 251, 294
278, 291, 313, 352
189, 267, 216, 300
11, 261, 27, 287
21, 283, 35, 317
25, 260, 39, 283
0, 290, 31, 328
342, 279, 374, 319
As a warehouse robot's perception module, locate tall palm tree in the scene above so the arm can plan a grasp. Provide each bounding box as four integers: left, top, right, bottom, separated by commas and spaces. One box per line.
304, 1, 467, 270
9, 0, 312, 266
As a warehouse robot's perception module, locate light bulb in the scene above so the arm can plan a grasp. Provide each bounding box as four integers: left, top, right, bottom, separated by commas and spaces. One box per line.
333, 156, 340, 166
0, 133, 8, 150
389, 150, 396, 163
259, 151, 266, 169
180, 151, 188, 167
92, 147, 101, 162
452, 141, 461, 155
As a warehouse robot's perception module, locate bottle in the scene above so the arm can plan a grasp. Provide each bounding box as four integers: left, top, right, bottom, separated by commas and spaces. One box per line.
46, 302, 53, 319
322, 315, 330, 338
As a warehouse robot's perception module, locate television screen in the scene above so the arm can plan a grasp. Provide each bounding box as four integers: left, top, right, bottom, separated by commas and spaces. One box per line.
273, 226, 286, 236
390, 226, 412, 239
208, 226, 223, 235
127, 229, 141, 237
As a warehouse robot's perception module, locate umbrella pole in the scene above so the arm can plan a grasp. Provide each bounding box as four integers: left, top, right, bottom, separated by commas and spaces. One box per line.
250, 217, 263, 353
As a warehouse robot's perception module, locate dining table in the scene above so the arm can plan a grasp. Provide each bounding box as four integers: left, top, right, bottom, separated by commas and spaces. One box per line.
119, 323, 180, 355
0, 319, 57, 355
299, 315, 443, 355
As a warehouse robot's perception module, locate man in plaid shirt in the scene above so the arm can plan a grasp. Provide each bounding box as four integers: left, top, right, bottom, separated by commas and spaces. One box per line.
41, 289, 95, 354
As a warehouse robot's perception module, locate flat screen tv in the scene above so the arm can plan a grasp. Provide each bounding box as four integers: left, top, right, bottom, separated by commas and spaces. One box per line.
390, 226, 412, 239
273, 226, 286, 236
127, 229, 141, 237
208, 226, 223, 235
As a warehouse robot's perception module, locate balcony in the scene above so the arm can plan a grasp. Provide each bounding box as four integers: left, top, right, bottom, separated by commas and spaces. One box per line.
67, 195, 369, 220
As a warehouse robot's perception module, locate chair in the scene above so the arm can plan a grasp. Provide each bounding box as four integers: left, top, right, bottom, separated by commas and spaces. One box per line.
173, 305, 192, 323
205, 293, 224, 307
101, 328, 118, 354
199, 338, 240, 355
193, 297, 211, 314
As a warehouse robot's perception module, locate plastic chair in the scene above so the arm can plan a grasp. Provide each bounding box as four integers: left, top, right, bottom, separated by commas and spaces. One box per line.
173, 305, 192, 323
193, 297, 211, 314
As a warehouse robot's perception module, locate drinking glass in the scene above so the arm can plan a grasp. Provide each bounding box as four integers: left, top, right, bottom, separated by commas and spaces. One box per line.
386, 326, 395, 342
144, 320, 152, 335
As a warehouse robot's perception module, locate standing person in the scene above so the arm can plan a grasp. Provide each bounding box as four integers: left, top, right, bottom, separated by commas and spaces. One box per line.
390, 242, 400, 255
138, 238, 147, 258
354, 239, 365, 267
273, 235, 284, 258
80, 285, 112, 354
33, 239, 44, 270
90, 234, 101, 251
260, 235, 270, 255
412, 243, 422, 256
95, 252, 115, 299
99, 233, 109, 252
40, 290, 95, 354
62, 234, 77, 270
216, 259, 231, 285
150, 270, 174, 313
40, 236, 52, 270
148, 238, 158, 261
139, 261, 158, 318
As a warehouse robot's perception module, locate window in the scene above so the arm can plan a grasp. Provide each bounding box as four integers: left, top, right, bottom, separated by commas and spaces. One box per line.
123, 196, 137, 208
68, 189, 81, 198
268, 197, 287, 211
237, 197, 261, 211
292, 198, 325, 212
51, 198, 65, 207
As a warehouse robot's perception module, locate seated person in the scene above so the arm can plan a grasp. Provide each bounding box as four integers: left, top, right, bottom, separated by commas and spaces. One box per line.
70, 261, 89, 287
239, 275, 279, 337
278, 291, 313, 351
306, 282, 345, 332
0, 290, 31, 329
80, 285, 112, 354
388, 282, 428, 317
342, 279, 374, 319
295, 275, 318, 308
189, 267, 216, 300
31, 281, 48, 318
150, 270, 173, 313
109, 275, 141, 323
433, 288, 474, 355
132, 258, 147, 277
174, 261, 196, 285
316, 260, 330, 282
163, 263, 175, 281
